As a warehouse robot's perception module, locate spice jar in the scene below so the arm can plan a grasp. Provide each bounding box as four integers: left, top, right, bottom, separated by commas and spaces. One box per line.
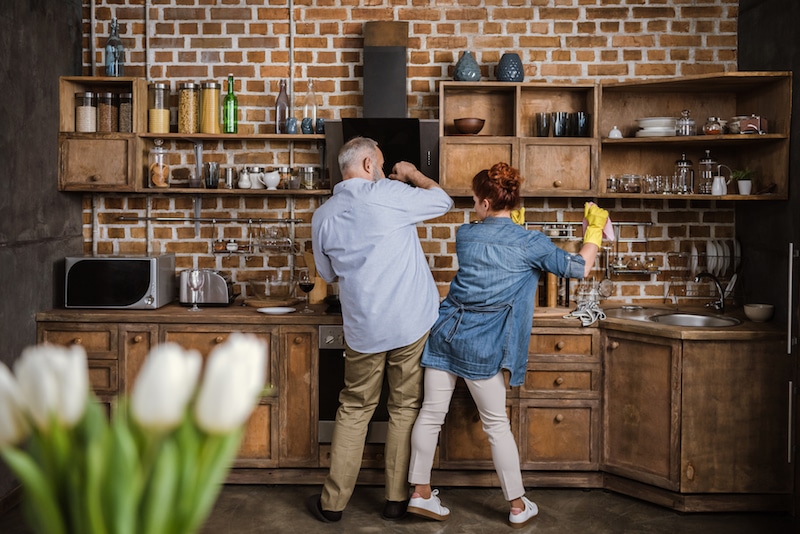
74, 91, 96, 132
148, 138, 170, 188
702, 117, 722, 135
200, 81, 221, 134
118, 92, 132, 133
299, 166, 318, 189
148, 83, 170, 134
178, 82, 199, 134
97, 92, 118, 132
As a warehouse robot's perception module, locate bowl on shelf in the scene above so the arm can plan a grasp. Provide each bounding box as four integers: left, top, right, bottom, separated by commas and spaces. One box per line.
743, 303, 774, 322
454, 117, 485, 135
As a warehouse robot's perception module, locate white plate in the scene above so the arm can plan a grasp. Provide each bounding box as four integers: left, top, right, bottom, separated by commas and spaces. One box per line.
636, 117, 677, 129
689, 244, 698, 276
733, 239, 741, 270
719, 240, 730, 275
635, 129, 676, 137
706, 240, 717, 275
257, 307, 296, 315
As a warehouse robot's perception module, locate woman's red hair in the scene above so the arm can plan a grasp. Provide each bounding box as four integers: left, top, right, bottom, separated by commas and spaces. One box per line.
471, 162, 523, 211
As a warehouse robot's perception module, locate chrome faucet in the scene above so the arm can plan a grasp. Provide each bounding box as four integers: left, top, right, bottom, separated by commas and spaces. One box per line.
694, 271, 725, 312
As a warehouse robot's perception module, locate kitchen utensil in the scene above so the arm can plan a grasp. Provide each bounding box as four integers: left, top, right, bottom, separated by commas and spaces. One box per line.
743, 303, 774, 322
689, 243, 698, 276
724, 273, 738, 298
203, 161, 220, 188
535, 112, 550, 137
260, 170, 280, 189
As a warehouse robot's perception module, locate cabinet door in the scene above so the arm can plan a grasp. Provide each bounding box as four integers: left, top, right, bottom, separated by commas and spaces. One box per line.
681, 339, 791, 494
603, 331, 681, 491
439, 138, 517, 196
119, 324, 156, 393
38, 322, 119, 396
519, 141, 594, 195
279, 326, 318, 467
58, 135, 137, 191
519, 399, 599, 470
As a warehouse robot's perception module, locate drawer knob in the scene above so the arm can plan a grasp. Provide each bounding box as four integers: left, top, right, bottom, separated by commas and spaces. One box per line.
555, 341, 565, 350
293, 336, 304, 345
555, 377, 564, 386
89, 174, 101, 182
215, 336, 225, 344
609, 341, 620, 350
553, 179, 563, 188
686, 462, 695, 481
554, 414, 564, 423
71, 337, 82, 345
133, 335, 143, 344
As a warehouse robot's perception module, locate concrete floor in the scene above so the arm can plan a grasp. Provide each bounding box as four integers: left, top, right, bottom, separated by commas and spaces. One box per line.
0, 485, 793, 533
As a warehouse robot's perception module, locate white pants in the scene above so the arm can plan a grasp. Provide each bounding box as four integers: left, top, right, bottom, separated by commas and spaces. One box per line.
408, 368, 525, 501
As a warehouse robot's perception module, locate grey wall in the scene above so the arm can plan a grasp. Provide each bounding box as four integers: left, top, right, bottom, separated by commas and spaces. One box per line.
0, 0, 84, 500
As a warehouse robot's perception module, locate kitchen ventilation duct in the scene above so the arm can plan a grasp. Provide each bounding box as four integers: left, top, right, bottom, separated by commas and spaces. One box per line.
363, 21, 408, 118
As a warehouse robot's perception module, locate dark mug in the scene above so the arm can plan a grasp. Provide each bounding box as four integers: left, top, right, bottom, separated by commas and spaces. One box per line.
301, 117, 314, 134
285, 117, 298, 134
571, 112, 591, 137
552, 112, 569, 137
535, 112, 550, 137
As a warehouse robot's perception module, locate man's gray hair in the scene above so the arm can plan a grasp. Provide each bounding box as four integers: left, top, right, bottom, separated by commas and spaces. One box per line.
338, 136, 379, 174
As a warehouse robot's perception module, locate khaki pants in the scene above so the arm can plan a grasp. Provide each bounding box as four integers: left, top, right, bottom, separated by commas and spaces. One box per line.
321, 333, 429, 511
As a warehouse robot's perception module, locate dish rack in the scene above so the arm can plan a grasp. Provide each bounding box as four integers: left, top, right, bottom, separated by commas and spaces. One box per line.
663, 239, 741, 303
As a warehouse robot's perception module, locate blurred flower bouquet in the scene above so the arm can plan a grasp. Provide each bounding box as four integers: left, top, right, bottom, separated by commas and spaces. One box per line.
0, 333, 268, 534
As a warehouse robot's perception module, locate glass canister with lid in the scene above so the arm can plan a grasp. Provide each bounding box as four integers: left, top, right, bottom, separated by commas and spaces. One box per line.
148, 82, 170, 134
200, 81, 221, 134
178, 82, 199, 134
74, 92, 96, 132
676, 109, 696, 136
148, 138, 170, 188
118, 92, 132, 132
97, 92, 118, 132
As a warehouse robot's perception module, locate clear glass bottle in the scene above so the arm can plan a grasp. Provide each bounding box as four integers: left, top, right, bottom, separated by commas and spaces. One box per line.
275, 79, 290, 134
74, 91, 96, 133
676, 109, 696, 136
222, 74, 238, 134
698, 149, 716, 194
148, 83, 170, 134
200, 82, 221, 134
148, 138, 170, 188
178, 82, 199, 134
301, 80, 317, 134
104, 18, 124, 77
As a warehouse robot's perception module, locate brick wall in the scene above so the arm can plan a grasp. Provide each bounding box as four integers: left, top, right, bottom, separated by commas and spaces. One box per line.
81, 0, 739, 305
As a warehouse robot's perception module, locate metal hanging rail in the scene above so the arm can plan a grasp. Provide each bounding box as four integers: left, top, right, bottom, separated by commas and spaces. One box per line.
117, 216, 304, 224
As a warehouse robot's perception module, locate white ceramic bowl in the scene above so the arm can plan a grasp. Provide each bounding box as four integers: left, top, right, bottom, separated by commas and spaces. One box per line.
743, 303, 774, 322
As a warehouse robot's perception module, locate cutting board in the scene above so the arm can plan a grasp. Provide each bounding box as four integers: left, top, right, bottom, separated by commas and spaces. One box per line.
244, 297, 300, 308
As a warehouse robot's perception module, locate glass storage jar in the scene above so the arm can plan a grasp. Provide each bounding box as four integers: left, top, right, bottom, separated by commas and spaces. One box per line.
97, 92, 118, 132
148, 83, 170, 134
200, 81, 221, 134
178, 82, 199, 134
148, 138, 170, 188
676, 109, 696, 136
74, 91, 96, 133
702, 116, 722, 135
118, 92, 132, 133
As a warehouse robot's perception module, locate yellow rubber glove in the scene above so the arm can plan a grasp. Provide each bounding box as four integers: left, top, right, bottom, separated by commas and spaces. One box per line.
510, 207, 525, 226
583, 202, 609, 248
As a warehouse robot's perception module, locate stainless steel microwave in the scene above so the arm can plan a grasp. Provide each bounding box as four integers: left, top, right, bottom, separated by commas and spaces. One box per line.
64, 254, 176, 309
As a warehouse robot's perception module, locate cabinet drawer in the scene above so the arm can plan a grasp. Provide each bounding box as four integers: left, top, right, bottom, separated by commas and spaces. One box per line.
519, 399, 599, 470
521, 363, 600, 398
38, 323, 118, 359
529, 332, 593, 356
58, 134, 137, 191
88, 359, 118, 394
519, 142, 593, 194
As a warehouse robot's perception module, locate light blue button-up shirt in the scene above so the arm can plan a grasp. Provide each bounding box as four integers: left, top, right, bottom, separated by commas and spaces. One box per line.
422, 217, 586, 386
312, 177, 454, 353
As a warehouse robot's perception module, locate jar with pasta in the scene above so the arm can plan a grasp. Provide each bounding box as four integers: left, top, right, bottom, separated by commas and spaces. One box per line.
178, 82, 199, 134
148, 138, 170, 188
200, 81, 221, 134
148, 82, 170, 134
74, 91, 96, 132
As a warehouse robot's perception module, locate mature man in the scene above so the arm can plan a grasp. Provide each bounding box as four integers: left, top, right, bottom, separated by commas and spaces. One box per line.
308, 136, 453, 522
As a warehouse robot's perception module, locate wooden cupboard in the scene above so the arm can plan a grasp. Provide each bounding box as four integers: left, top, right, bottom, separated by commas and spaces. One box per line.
602, 329, 792, 511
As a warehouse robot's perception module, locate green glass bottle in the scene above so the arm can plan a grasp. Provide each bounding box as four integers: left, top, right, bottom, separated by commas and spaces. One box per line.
223, 74, 238, 134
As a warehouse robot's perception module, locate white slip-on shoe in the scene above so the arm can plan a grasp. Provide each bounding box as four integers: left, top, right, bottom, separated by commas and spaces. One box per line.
406, 489, 450, 521
508, 496, 538, 528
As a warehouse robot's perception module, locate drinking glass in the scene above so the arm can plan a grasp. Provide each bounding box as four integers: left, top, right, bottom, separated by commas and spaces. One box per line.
534, 112, 550, 137
297, 269, 315, 313
187, 268, 204, 312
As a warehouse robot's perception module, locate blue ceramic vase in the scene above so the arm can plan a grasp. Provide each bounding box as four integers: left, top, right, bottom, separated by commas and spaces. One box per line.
497, 53, 524, 82
454, 51, 481, 81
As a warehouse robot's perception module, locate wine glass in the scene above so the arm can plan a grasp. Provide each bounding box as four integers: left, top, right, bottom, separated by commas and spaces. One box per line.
187, 268, 204, 312
297, 269, 315, 313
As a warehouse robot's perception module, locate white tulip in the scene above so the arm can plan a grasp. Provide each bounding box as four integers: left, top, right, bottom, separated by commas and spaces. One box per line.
14, 344, 89, 430
194, 334, 267, 434
0, 363, 29, 447
131, 343, 201, 431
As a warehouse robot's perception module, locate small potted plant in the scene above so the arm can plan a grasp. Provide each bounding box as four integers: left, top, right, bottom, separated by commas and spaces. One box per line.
730, 168, 756, 195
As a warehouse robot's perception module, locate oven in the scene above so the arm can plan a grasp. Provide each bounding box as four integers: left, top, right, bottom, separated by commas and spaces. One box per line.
317, 325, 389, 443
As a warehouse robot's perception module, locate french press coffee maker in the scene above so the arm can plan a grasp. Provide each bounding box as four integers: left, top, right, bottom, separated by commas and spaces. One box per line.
673, 152, 694, 194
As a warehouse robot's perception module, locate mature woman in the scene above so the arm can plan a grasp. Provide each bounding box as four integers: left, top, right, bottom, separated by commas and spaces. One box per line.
405, 162, 608, 528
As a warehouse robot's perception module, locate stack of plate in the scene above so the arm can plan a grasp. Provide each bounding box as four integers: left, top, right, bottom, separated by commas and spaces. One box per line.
635, 117, 677, 137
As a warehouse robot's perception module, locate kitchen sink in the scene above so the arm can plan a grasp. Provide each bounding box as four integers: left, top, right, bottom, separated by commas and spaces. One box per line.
648, 312, 741, 328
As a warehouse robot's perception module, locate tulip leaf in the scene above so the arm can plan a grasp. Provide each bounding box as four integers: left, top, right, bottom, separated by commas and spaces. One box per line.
1, 447, 66, 534
102, 414, 142, 534
173, 416, 201, 530
139, 437, 179, 534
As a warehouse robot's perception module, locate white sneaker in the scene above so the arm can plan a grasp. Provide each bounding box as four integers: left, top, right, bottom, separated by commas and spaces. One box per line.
407, 489, 450, 521
508, 496, 538, 528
